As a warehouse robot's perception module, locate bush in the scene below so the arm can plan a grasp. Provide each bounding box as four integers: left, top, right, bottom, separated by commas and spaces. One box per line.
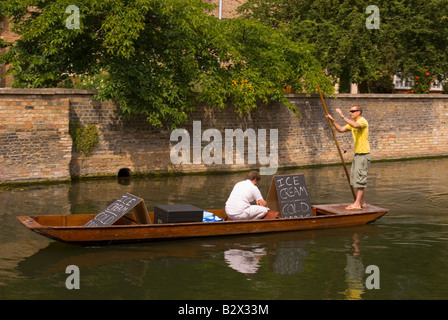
409, 71, 433, 94
369, 75, 395, 93
442, 82, 448, 94
69, 122, 99, 156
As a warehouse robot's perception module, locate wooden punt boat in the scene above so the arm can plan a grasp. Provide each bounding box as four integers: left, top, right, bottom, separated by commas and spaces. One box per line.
17, 204, 389, 246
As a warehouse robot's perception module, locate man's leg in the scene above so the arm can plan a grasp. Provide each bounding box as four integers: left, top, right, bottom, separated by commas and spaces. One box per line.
349, 188, 365, 209
244, 205, 269, 220
358, 188, 367, 208
347, 153, 370, 209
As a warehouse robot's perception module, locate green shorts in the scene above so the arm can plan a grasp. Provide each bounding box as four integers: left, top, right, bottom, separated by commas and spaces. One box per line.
350, 153, 371, 188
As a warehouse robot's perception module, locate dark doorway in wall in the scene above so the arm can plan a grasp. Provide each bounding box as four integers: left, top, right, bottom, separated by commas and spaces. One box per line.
117, 168, 131, 185
118, 168, 131, 178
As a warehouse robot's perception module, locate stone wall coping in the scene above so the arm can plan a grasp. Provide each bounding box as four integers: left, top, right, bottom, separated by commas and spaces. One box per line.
0, 88, 97, 95
0, 88, 447, 99
285, 93, 448, 99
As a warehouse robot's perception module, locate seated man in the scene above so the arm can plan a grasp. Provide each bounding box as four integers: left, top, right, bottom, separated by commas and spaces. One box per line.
225, 171, 269, 220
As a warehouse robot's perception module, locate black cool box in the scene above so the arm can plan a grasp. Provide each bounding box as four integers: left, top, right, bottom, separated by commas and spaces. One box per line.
154, 204, 203, 224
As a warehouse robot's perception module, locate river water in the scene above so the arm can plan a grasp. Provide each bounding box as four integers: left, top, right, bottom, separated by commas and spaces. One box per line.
0, 158, 447, 300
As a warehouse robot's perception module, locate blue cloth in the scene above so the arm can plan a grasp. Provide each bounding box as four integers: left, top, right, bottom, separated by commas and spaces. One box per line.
203, 211, 223, 222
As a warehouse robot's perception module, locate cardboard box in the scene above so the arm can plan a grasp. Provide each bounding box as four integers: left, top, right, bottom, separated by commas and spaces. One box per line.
154, 204, 203, 224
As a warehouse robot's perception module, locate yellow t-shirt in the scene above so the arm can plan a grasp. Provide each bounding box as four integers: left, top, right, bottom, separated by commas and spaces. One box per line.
345, 117, 370, 154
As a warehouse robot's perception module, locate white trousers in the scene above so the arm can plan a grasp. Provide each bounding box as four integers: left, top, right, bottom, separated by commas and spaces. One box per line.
227, 205, 269, 220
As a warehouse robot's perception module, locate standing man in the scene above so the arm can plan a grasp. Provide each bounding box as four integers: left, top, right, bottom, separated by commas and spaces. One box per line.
326, 105, 371, 210
225, 171, 269, 220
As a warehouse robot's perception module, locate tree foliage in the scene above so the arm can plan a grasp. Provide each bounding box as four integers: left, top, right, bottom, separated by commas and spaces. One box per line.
239, 0, 448, 92
0, 0, 332, 127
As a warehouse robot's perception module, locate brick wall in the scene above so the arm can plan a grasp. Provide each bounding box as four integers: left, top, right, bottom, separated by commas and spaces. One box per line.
293, 94, 448, 162
0, 89, 72, 183
0, 89, 447, 184
69, 95, 174, 178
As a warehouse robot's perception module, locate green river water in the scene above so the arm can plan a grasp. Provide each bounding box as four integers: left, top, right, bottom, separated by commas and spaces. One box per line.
1, 158, 447, 300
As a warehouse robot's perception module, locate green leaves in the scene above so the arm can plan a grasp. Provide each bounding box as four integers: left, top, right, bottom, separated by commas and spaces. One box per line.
101, 1, 148, 59
2, 0, 331, 127
240, 0, 448, 92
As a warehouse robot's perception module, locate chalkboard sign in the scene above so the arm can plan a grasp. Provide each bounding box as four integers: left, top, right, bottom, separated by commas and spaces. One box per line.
266, 175, 312, 218
85, 193, 148, 227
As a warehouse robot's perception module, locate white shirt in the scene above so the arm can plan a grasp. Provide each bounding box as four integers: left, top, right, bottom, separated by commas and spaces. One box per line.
225, 180, 264, 216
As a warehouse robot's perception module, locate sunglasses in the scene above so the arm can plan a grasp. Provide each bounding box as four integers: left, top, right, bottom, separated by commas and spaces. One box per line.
349, 110, 360, 113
